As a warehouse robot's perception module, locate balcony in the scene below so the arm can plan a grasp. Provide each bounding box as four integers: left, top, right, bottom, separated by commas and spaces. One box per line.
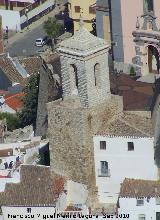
98, 169, 111, 177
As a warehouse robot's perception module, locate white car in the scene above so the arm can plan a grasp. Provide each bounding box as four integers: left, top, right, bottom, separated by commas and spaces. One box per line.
35, 38, 44, 47
35, 36, 49, 47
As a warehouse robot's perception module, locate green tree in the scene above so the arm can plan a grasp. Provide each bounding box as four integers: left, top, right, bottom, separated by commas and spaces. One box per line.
0, 112, 20, 131
43, 17, 63, 50
18, 74, 39, 130
130, 66, 135, 76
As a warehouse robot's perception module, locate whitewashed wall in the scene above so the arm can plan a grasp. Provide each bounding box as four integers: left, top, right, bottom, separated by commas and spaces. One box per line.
0, 10, 20, 30
23, 145, 39, 164
66, 180, 88, 206
119, 197, 160, 220
93, 135, 157, 204
0, 104, 16, 114
20, 0, 55, 25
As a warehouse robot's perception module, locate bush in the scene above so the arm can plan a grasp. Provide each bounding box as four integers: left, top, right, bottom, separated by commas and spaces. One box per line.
0, 112, 20, 131
130, 66, 136, 76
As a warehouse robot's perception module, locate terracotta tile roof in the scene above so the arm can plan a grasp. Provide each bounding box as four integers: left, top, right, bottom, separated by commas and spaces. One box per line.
0, 148, 13, 157
18, 57, 42, 75
97, 111, 153, 137
0, 54, 42, 86
110, 74, 154, 111
5, 92, 24, 111
0, 54, 26, 86
0, 165, 65, 206
120, 178, 160, 198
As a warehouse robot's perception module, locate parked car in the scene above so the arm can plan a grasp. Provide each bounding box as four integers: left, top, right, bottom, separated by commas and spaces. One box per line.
35, 36, 50, 47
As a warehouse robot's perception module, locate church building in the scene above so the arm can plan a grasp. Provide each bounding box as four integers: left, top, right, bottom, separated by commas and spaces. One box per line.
47, 18, 157, 207
96, 0, 160, 76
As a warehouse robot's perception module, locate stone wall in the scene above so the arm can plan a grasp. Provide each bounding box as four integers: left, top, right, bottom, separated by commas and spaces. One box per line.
47, 95, 123, 206
36, 64, 49, 137
36, 57, 61, 136
60, 49, 111, 107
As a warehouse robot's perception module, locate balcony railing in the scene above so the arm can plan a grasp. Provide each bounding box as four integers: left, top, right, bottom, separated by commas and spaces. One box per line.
98, 168, 111, 177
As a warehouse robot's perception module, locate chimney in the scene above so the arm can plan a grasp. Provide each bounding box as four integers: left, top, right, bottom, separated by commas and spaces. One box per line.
0, 15, 4, 54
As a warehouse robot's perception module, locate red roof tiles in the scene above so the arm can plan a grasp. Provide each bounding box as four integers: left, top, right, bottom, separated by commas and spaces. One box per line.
110, 74, 154, 111
120, 178, 160, 198
5, 92, 24, 111
0, 165, 66, 206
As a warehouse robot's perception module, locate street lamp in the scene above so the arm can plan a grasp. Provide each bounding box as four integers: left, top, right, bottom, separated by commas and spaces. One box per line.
25, 8, 29, 30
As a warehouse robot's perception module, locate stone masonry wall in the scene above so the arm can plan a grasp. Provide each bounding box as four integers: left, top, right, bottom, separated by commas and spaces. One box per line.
47, 95, 123, 206
36, 57, 61, 136
60, 49, 111, 107
36, 65, 49, 136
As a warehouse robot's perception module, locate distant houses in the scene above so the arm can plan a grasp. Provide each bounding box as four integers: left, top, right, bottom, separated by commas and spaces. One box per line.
0, 0, 55, 31
0, 54, 42, 91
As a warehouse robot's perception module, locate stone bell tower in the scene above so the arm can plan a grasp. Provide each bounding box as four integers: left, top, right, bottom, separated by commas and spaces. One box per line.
47, 19, 122, 205
57, 19, 111, 107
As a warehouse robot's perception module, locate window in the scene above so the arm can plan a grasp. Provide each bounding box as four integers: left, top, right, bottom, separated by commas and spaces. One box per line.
100, 141, 106, 150
17, 1, 25, 7
101, 161, 108, 169
137, 199, 144, 206
156, 197, 160, 205
70, 64, 78, 92
0, 0, 5, 6
100, 161, 108, 175
89, 6, 95, 14
94, 63, 101, 87
144, 0, 153, 12
156, 213, 160, 220
75, 6, 80, 13
147, 21, 153, 30
99, 161, 110, 177
128, 142, 134, 151
138, 214, 145, 220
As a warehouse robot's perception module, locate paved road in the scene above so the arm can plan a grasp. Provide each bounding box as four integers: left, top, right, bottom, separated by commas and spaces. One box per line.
4, 3, 66, 57
5, 24, 46, 57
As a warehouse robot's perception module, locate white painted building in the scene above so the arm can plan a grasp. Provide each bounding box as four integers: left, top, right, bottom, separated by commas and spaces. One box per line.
0, 0, 55, 30
1, 165, 89, 220
93, 112, 157, 204
118, 178, 160, 220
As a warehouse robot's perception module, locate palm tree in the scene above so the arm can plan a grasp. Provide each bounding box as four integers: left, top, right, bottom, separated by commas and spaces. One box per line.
43, 17, 63, 51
